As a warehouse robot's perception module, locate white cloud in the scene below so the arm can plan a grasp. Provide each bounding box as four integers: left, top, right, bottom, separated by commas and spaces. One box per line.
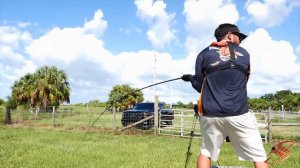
26, 27, 109, 65
134, 0, 176, 49
242, 28, 300, 96
0, 46, 24, 63
0, 26, 32, 49
25, 26, 190, 103
83, 9, 108, 37
0, 10, 110, 102
22, 9, 190, 103
1, 3, 300, 105
182, 0, 300, 98
245, 0, 300, 27
23, 10, 115, 103
0, 25, 35, 99
17, 22, 31, 28
15, 60, 37, 77
183, 0, 239, 54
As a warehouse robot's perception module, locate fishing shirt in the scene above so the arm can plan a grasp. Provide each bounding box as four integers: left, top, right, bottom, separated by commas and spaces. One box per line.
190, 43, 250, 117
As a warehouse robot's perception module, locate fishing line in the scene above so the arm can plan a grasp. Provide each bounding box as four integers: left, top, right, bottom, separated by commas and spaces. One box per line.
75, 77, 182, 151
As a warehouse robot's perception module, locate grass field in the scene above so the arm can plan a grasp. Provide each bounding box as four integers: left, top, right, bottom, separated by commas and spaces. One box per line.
1, 106, 300, 167
1, 125, 300, 168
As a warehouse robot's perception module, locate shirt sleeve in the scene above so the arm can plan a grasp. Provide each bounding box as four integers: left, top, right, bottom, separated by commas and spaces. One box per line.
190, 49, 205, 93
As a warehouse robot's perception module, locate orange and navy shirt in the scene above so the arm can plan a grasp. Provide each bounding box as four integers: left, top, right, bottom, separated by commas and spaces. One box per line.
190, 43, 250, 117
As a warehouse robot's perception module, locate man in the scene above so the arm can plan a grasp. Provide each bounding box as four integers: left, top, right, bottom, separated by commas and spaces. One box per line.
182, 23, 268, 168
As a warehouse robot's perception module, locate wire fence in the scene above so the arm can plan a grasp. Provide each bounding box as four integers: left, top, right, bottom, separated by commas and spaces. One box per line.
1, 105, 300, 142
5, 105, 122, 130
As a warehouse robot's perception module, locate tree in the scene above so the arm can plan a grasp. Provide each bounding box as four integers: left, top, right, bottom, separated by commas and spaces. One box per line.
11, 74, 35, 106
5, 96, 17, 109
176, 101, 185, 108
11, 66, 70, 110
248, 90, 300, 111
0, 98, 4, 106
248, 98, 269, 110
107, 84, 143, 112
186, 102, 194, 109
260, 93, 274, 101
87, 99, 106, 107
87, 99, 100, 107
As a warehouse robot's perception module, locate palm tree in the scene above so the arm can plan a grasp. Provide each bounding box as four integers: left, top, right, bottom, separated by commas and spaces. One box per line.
12, 73, 35, 106
33, 66, 70, 109
108, 84, 144, 112
11, 66, 70, 110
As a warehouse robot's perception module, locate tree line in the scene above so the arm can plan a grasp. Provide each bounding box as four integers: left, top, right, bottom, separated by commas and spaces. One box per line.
248, 90, 300, 111
1, 65, 299, 112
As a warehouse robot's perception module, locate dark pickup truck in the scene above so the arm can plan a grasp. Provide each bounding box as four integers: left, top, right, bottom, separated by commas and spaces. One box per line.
121, 102, 174, 129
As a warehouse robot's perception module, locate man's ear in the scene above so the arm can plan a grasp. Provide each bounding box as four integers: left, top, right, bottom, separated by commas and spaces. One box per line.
227, 32, 233, 42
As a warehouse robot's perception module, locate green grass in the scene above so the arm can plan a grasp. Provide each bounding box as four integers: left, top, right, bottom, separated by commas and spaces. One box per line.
1, 126, 300, 168
272, 126, 300, 137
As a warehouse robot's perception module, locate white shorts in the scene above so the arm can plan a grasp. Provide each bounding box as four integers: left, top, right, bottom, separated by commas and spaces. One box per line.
199, 112, 267, 162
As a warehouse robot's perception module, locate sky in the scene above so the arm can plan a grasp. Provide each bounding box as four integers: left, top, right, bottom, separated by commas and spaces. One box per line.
1, 0, 300, 104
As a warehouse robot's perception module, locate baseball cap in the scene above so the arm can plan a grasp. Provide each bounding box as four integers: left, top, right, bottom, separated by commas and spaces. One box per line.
214, 23, 247, 42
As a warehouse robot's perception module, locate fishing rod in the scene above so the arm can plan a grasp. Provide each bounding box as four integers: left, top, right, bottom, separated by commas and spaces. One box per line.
75, 76, 182, 151
184, 112, 198, 168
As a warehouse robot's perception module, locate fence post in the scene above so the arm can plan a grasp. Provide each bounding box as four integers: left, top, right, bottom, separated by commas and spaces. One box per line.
113, 106, 116, 131
52, 106, 56, 127
154, 95, 159, 135
35, 107, 39, 119
267, 107, 273, 143
281, 105, 285, 119
180, 111, 184, 137
5, 107, 12, 125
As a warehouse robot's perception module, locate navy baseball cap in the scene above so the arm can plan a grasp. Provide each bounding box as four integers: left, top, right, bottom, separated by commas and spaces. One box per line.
214, 23, 247, 42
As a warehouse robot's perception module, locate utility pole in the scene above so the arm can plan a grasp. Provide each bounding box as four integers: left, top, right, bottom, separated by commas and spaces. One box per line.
153, 50, 157, 102
154, 95, 159, 135
170, 82, 173, 108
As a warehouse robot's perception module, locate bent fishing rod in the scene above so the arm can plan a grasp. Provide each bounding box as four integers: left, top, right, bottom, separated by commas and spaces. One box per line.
75, 76, 182, 151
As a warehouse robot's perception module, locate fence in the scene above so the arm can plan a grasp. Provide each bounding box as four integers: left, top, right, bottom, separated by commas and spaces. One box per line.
4, 105, 122, 130
159, 109, 201, 138
2, 105, 300, 142
159, 109, 271, 143
250, 109, 300, 142
159, 108, 300, 143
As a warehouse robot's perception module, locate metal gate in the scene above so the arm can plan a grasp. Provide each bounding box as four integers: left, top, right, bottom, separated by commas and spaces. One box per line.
159, 109, 201, 138
159, 109, 269, 143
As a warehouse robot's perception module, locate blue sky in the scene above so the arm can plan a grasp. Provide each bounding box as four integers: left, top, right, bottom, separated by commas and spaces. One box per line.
1, 0, 300, 104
